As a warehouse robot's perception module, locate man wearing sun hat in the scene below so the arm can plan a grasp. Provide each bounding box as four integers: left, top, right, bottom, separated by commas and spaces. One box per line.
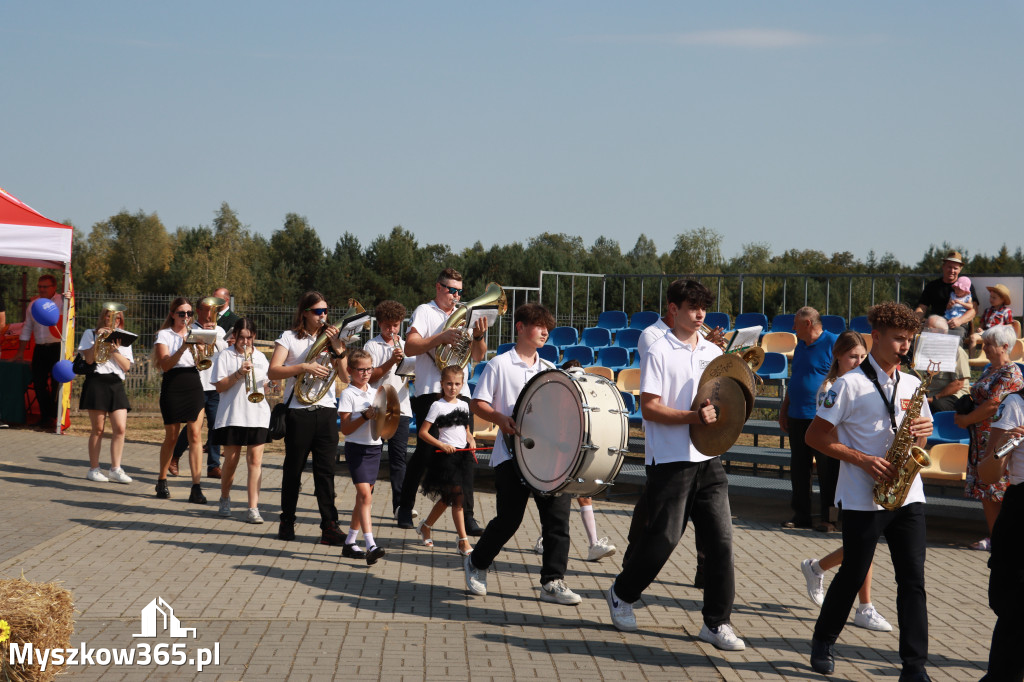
915, 249, 978, 341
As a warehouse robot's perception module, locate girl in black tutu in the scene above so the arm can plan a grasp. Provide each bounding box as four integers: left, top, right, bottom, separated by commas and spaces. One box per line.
417, 365, 476, 556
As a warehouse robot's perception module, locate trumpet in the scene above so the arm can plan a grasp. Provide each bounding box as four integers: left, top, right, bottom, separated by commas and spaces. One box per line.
244, 346, 265, 403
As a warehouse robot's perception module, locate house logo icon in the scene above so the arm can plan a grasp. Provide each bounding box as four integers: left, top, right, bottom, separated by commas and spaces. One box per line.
133, 597, 197, 639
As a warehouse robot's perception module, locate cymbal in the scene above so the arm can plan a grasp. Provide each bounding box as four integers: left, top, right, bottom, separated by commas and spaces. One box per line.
690, 377, 747, 458
370, 385, 401, 441
699, 354, 756, 420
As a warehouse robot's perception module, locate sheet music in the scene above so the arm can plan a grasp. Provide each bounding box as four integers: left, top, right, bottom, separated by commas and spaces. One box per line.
726, 325, 762, 352
339, 312, 370, 340
915, 332, 961, 373
467, 306, 499, 329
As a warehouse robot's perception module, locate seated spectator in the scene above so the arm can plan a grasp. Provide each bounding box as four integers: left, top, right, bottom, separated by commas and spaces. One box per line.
924, 316, 971, 413
969, 284, 1014, 350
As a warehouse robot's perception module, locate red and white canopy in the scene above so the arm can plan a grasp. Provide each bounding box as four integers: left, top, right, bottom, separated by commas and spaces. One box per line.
0, 187, 73, 269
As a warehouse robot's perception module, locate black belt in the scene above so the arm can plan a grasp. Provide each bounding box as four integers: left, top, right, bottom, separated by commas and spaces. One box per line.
36, 342, 61, 347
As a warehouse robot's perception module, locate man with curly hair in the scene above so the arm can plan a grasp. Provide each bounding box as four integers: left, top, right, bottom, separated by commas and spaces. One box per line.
806, 302, 934, 679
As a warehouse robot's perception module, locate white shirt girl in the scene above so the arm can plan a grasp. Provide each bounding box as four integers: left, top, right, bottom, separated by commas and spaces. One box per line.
338, 384, 381, 446
155, 328, 197, 369
211, 347, 272, 429
424, 399, 471, 448
78, 328, 134, 380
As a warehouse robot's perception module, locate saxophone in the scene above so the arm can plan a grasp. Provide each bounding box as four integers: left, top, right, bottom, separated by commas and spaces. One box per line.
872, 355, 936, 510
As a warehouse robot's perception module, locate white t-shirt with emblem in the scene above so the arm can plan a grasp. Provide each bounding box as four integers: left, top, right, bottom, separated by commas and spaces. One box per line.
640, 331, 722, 465
211, 347, 271, 429
472, 349, 555, 467
275, 329, 338, 410
78, 328, 135, 380
408, 301, 470, 396
815, 354, 932, 511
364, 334, 413, 417
990, 393, 1024, 485
338, 383, 381, 446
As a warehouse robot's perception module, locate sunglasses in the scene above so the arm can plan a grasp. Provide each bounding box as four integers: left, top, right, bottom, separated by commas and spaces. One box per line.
441, 285, 463, 296
175, 310, 194, 318
306, 307, 329, 315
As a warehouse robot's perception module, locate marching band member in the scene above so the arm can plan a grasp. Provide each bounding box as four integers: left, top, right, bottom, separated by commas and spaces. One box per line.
170, 296, 228, 479
268, 291, 349, 545
805, 302, 933, 679
210, 318, 270, 524
364, 300, 414, 519
153, 298, 207, 502
78, 302, 133, 484
607, 279, 745, 651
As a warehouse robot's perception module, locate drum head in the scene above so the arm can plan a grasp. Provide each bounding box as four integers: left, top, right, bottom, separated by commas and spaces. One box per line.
690, 377, 746, 458
699, 354, 755, 420
511, 370, 585, 494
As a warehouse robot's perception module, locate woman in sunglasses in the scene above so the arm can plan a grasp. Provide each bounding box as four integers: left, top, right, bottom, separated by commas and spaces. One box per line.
152, 297, 208, 503
268, 291, 350, 545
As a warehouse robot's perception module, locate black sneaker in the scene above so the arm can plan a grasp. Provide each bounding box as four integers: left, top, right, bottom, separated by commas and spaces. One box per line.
366, 546, 386, 566
278, 521, 295, 541
320, 523, 346, 546
342, 543, 366, 559
188, 484, 207, 504
155, 479, 170, 499
465, 518, 485, 537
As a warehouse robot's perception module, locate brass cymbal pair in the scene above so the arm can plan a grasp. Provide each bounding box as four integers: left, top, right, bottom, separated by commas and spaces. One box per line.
369, 385, 401, 441
689, 347, 765, 458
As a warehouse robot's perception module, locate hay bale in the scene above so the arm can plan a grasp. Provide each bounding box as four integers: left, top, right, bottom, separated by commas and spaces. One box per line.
0, 577, 75, 682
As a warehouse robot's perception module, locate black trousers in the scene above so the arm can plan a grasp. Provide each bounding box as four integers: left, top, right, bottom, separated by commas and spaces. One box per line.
614, 458, 735, 628
386, 416, 411, 513
814, 503, 928, 675
31, 342, 61, 424
982, 483, 1024, 682
398, 393, 475, 521
279, 406, 339, 530
470, 460, 571, 585
788, 417, 839, 524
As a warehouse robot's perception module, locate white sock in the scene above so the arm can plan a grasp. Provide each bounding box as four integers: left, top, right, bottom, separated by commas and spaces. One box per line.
364, 532, 376, 550
857, 602, 873, 611
346, 529, 358, 545
810, 559, 824, 576
580, 504, 598, 546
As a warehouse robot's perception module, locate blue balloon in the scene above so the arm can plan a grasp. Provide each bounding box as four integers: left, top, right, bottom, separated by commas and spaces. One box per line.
31, 298, 60, 327
52, 359, 76, 384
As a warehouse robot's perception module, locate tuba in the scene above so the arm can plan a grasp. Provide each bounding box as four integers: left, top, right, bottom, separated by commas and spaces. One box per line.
295, 299, 368, 405
872, 354, 936, 510
434, 282, 507, 371
244, 347, 265, 403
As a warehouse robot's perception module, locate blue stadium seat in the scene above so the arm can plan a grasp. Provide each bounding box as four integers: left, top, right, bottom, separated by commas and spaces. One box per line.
614, 328, 642, 352
927, 411, 970, 448
628, 311, 659, 330
619, 391, 643, 428
596, 346, 630, 372
561, 345, 594, 367
538, 344, 559, 364
705, 311, 731, 332
770, 314, 795, 334
734, 312, 769, 332
549, 326, 578, 349
581, 327, 612, 350
596, 310, 628, 333
850, 316, 871, 334
756, 352, 788, 380
496, 342, 515, 356
821, 315, 847, 334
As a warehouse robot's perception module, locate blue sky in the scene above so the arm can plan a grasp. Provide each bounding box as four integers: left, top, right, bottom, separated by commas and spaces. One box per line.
4, 2, 1022, 267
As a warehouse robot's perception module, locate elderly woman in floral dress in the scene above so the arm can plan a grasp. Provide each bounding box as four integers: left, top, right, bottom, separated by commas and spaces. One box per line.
955, 325, 1024, 550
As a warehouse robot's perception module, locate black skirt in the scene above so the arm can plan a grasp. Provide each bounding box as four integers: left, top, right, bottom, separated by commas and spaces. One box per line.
421, 447, 473, 506
213, 426, 270, 447
159, 367, 204, 425
79, 373, 131, 413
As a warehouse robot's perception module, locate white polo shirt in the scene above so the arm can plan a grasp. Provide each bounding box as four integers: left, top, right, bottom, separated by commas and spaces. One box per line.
815, 354, 932, 511
408, 301, 470, 396
191, 323, 228, 391
78, 328, 134, 380
155, 328, 198, 370
338, 384, 381, 446
364, 334, 413, 417
990, 393, 1024, 485
637, 317, 670, 361
472, 349, 555, 467
275, 329, 338, 409
211, 347, 271, 429
640, 330, 722, 466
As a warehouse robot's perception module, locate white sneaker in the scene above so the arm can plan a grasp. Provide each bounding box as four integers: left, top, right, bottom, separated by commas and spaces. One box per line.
464, 554, 487, 596
587, 537, 617, 562
533, 535, 544, 555
800, 559, 825, 607
540, 579, 582, 605
699, 623, 746, 651
86, 468, 108, 482
107, 468, 132, 484
218, 498, 231, 517
854, 604, 893, 632
606, 583, 637, 631
247, 508, 264, 524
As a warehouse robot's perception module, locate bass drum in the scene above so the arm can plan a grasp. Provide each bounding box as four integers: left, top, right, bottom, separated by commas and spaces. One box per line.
510, 369, 629, 496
